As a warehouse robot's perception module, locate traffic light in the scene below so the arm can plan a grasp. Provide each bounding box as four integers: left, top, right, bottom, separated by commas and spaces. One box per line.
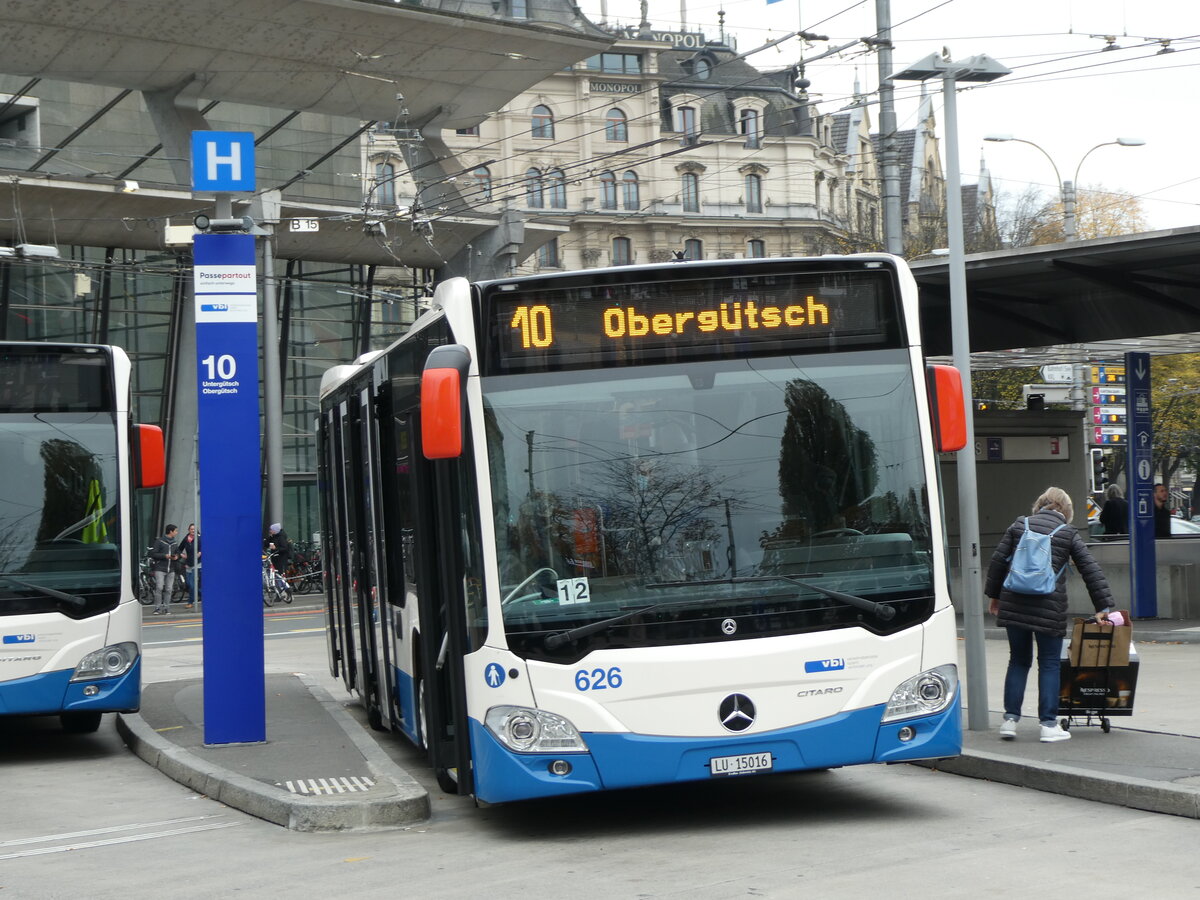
1090, 447, 1107, 492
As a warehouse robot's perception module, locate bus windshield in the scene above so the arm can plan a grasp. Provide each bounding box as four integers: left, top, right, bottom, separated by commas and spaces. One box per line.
483, 349, 935, 663
0, 414, 121, 619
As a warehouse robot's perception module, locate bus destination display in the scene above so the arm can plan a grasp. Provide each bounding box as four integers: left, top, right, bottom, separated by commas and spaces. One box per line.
490, 269, 895, 370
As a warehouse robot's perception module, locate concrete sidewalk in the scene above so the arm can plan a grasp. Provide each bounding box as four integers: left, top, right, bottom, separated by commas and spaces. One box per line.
117, 673, 429, 832
118, 616, 1200, 830
926, 616, 1200, 819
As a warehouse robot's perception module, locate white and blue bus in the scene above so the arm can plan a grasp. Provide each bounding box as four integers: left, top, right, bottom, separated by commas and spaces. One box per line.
319, 256, 967, 803
0, 343, 164, 732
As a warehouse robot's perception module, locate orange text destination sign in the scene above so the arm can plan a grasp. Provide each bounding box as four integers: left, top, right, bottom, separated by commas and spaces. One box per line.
489, 267, 894, 371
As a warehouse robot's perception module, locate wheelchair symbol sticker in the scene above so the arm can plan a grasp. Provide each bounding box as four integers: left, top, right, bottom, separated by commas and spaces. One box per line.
485, 663, 506, 688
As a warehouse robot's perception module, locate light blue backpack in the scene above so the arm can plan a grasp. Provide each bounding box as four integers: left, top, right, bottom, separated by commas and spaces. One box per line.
1003, 517, 1068, 595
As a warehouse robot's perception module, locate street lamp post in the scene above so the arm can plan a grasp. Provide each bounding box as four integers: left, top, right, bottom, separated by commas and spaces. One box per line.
892, 50, 1010, 733
983, 135, 1145, 240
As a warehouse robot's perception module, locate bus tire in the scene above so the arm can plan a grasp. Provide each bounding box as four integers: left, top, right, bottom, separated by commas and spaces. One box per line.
435, 766, 458, 794
60, 711, 103, 734
367, 701, 384, 731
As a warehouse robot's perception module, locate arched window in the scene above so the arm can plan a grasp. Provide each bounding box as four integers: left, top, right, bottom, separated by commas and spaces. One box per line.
600, 171, 617, 210
612, 236, 632, 266
747, 239, 766, 258
373, 162, 395, 207
681, 172, 699, 212
605, 108, 628, 142
547, 169, 567, 209
531, 104, 554, 139
739, 108, 761, 148
621, 171, 639, 210
525, 168, 544, 208
694, 58, 712, 80
745, 174, 762, 213
472, 166, 492, 201
683, 239, 703, 260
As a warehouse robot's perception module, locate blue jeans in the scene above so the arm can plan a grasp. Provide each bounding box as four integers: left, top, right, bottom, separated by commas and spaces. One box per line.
184, 567, 196, 605
1003, 626, 1064, 726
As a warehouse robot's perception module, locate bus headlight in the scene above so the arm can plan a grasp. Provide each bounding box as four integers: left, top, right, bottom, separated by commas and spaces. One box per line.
70, 642, 139, 682
881, 664, 958, 722
485, 705, 589, 754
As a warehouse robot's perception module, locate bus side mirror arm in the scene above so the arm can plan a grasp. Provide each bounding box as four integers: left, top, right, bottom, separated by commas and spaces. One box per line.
926, 365, 967, 453
421, 345, 472, 460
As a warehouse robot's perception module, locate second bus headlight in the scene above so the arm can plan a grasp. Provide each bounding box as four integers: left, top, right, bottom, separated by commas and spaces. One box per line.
70, 642, 139, 682
485, 705, 589, 753
881, 664, 958, 722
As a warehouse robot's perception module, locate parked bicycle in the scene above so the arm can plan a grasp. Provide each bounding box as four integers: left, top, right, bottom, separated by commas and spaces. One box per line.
262, 551, 293, 607
283, 542, 323, 594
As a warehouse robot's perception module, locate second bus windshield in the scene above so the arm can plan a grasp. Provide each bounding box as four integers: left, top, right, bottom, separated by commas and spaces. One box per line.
483, 350, 935, 661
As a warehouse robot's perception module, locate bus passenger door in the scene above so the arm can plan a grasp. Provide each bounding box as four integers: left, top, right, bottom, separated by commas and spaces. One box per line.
321, 407, 352, 686
407, 414, 474, 796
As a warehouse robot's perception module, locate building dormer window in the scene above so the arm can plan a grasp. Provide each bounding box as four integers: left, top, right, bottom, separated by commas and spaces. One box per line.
739, 108, 761, 149
676, 106, 698, 139
694, 58, 712, 80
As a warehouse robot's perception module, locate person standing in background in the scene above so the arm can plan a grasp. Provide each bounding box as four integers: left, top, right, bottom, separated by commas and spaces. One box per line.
149, 524, 179, 616
180, 523, 200, 609
1154, 483, 1172, 538
1098, 484, 1129, 539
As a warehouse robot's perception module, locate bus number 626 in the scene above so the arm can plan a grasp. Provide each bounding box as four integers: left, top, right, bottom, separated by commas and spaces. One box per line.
575, 666, 623, 691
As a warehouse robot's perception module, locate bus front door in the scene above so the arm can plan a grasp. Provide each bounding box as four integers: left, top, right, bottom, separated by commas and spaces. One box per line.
410, 420, 474, 797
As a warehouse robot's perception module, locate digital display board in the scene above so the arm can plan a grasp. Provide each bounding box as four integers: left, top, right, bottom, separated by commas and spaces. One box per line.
485, 264, 900, 373
0, 345, 112, 413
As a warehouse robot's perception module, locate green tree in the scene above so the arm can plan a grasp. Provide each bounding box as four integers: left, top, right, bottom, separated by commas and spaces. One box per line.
970, 366, 1040, 409
1151, 355, 1200, 488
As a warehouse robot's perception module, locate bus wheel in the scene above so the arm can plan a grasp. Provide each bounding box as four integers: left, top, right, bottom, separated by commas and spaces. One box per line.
60, 711, 103, 734
367, 701, 384, 731
435, 766, 459, 794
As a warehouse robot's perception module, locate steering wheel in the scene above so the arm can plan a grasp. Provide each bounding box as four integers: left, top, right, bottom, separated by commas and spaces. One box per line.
501, 567, 558, 607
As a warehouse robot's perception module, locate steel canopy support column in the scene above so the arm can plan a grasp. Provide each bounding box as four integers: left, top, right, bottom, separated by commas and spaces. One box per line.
943, 73, 989, 733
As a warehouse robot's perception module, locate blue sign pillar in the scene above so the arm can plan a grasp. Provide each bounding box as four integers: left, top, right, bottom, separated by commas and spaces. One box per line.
191, 128, 264, 744
194, 234, 265, 743
1125, 351, 1157, 618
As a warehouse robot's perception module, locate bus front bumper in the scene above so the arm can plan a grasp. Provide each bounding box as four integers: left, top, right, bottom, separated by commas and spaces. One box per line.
0, 657, 141, 716
469, 695, 961, 804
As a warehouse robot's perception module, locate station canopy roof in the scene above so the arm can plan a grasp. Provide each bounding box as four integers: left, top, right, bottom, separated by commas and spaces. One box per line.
0, 0, 612, 266
4, 0, 611, 128
912, 225, 1200, 368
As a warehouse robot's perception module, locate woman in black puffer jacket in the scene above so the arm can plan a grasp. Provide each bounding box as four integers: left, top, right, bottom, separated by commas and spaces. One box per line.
985, 487, 1115, 744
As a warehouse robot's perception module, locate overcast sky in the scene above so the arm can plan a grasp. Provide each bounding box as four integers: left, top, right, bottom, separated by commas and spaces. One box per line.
581, 0, 1200, 231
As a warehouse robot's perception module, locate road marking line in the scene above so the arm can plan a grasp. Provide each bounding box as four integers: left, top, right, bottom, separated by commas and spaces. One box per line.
0, 821, 241, 859
0, 816, 224, 848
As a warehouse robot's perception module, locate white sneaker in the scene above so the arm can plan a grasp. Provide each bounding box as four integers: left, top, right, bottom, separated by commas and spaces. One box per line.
1040, 723, 1071, 743
999, 719, 1018, 740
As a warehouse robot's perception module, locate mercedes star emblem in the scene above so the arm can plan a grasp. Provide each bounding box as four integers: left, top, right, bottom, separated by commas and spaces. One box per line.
721, 617, 737, 635
719, 693, 756, 732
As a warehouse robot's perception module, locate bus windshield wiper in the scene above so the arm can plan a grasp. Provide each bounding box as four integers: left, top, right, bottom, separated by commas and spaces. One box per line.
0, 576, 87, 610
543, 600, 694, 650
648, 574, 895, 621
